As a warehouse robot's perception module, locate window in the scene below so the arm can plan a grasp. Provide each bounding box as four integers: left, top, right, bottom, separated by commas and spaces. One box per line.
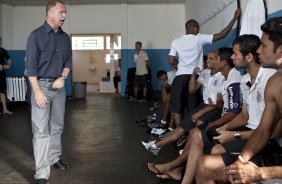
72, 36, 104, 50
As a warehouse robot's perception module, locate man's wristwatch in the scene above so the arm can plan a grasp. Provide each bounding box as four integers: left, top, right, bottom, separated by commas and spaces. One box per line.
234, 132, 241, 140
60, 75, 67, 80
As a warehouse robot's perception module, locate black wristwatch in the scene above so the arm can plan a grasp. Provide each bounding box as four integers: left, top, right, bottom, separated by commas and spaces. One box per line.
234, 132, 241, 140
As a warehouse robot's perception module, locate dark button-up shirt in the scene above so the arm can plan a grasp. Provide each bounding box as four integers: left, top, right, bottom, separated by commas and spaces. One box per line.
25, 21, 72, 78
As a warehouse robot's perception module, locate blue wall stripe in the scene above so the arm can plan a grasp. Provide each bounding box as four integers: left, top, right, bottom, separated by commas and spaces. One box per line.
6, 50, 72, 97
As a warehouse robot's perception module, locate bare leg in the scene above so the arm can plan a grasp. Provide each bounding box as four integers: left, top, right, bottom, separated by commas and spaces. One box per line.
210, 144, 226, 154
143, 87, 147, 98
169, 112, 174, 129
181, 128, 204, 184
134, 86, 139, 97
162, 101, 170, 122
155, 127, 185, 148
181, 128, 226, 184
0, 93, 13, 114
173, 112, 182, 126
196, 155, 227, 184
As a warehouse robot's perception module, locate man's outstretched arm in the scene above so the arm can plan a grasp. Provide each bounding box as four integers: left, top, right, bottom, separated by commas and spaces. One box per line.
213, 8, 242, 41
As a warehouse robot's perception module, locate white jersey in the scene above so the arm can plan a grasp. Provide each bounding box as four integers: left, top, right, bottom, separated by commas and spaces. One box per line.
169, 33, 213, 76
206, 72, 225, 104
240, 67, 276, 129
197, 69, 211, 104
134, 50, 149, 75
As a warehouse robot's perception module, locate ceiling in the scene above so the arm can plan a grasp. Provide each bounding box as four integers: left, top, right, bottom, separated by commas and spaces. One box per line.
0, 0, 187, 6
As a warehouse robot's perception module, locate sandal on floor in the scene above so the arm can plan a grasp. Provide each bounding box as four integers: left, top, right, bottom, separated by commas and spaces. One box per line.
147, 163, 161, 174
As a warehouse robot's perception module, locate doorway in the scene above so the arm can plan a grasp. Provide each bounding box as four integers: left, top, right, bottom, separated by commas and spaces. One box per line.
71, 34, 121, 95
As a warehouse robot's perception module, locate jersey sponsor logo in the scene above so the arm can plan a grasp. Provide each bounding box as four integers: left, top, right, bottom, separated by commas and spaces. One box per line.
228, 86, 234, 109
213, 79, 218, 86
257, 91, 262, 102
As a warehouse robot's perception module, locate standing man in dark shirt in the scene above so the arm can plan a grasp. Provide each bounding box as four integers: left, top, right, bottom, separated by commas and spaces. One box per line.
0, 36, 13, 115
25, 1, 72, 184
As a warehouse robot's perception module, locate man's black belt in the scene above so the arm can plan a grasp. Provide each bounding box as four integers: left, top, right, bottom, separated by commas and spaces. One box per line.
38, 77, 57, 82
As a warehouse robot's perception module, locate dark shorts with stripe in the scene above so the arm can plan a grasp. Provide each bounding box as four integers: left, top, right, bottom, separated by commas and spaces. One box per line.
222, 138, 282, 166
201, 126, 249, 154
179, 103, 221, 132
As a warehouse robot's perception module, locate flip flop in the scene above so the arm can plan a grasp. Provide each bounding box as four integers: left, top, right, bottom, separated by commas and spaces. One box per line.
147, 163, 161, 174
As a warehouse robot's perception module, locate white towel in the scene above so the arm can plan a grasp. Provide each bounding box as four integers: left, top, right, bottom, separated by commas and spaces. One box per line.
240, 0, 266, 38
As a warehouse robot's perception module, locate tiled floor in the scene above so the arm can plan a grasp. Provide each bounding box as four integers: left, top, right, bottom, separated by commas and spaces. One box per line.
0, 96, 178, 184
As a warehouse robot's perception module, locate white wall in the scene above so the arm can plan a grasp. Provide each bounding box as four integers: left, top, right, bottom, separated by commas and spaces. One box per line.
13, 5, 72, 50
2, 4, 14, 49
2, 3, 184, 50
267, 0, 282, 14
127, 4, 184, 49
0, 2, 2, 37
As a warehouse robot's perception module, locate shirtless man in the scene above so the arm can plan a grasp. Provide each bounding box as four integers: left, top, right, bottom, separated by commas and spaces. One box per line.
225, 16, 282, 184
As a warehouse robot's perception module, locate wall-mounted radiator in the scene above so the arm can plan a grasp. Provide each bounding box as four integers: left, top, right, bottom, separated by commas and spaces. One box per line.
6, 77, 27, 101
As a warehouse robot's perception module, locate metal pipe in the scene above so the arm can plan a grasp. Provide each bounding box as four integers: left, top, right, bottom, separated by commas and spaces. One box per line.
236, 0, 241, 38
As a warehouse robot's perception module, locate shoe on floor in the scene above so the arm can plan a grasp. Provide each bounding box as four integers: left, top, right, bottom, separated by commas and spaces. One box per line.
142, 142, 160, 156
151, 128, 166, 135
142, 140, 156, 149
35, 179, 47, 184
138, 98, 147, 103
52, 160, 71, 170
128, 96, 137, 102
146, 144, 160, 156
157, 122, 168, 129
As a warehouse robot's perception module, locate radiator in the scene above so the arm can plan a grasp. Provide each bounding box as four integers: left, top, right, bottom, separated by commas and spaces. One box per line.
6, 77, 27, 101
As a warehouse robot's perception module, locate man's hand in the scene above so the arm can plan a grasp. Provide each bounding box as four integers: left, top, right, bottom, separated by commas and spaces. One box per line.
192, 67, 202, 77
208, 97, 217, 107
52, 78, 65, 89
225, 156, 260, 184
192, 111, 202, 122
3, 64, 10, 69
213, 130, 234, 143
216, 124, 227, 132
34, 89, 47, 109
234, 8, 242, 19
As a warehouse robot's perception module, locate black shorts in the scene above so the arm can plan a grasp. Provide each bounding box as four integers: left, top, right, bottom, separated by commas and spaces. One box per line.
218, 127, 279, 166
221, 139, 248, 166
201, 124, 221, 154
179, 103, 207, 132
198, 108, 222, 125
169, 74, 197, 113
221, 142, 270, 167
134, 75, 147, 87
0, 72, 7, 93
